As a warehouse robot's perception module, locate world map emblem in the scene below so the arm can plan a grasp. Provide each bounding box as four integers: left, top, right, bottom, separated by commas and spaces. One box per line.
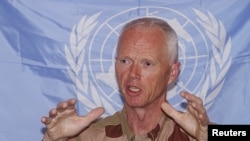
65, 7, 232, 115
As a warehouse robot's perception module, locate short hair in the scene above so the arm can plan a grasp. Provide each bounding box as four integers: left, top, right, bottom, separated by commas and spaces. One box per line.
119, 17, 178, 64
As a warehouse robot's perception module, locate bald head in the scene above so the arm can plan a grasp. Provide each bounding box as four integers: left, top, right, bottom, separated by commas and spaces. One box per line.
118, 17, 178, 64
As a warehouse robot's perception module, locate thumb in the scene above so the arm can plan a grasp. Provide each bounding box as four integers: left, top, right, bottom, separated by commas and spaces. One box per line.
83, 107, 105, 126
161, 102, 181, 121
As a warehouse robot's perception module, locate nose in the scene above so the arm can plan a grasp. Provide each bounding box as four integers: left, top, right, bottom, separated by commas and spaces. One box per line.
129, 64, 141, 80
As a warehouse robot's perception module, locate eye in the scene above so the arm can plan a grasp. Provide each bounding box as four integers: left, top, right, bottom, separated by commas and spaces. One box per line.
119, 58, 130, 64
120, 59, 127, 64
145, 62, 151, 66
143, 61, 153, 67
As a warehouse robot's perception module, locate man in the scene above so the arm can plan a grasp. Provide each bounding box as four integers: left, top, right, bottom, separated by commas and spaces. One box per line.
41, 17, 210, 141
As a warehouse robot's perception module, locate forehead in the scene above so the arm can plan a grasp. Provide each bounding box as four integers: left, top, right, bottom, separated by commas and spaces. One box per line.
117, 26, 168, 56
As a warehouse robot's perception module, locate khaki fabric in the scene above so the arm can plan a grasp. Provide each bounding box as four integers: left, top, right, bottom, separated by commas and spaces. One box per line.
71, 109, 195, 141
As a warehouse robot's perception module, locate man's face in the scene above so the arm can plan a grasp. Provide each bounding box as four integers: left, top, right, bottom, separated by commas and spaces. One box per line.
115, 26, 177, 108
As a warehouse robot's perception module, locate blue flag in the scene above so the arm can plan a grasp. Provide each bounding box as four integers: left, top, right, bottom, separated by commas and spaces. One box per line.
0, 0, 249, 140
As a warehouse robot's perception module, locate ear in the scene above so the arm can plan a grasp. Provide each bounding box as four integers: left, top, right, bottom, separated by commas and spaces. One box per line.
168, 62, 180, 85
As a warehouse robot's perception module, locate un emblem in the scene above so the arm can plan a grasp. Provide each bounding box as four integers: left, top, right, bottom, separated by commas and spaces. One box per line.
65, 7, 231, 115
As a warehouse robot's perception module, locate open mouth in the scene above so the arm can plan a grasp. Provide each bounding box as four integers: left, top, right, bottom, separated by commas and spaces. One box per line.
128, 85, 140, 92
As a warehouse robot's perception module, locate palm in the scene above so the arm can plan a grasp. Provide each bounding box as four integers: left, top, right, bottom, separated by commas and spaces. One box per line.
173, 105, 208, 140
46, 107, 82, 139
161, 92, 209, 141
41, 98, 104, 141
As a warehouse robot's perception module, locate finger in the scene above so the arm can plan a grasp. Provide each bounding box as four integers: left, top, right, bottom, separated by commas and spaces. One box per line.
67, 98, 77, 107
186, 102, 199, 120
192, 102, 206, 118
41, 116, 52, 125
67, 98, 77, 110
199, 113, 209, 126
181, 92, 205, 115
56, 101, 69, 113
49, 108, 57, 118
83, 107, 105, 125
161, 102, 181, 121
185, 96, 209, 126
195, 104, 209, 126
181, 92, 203, 105
185, 96, 207, 120
56, 98, 76, 113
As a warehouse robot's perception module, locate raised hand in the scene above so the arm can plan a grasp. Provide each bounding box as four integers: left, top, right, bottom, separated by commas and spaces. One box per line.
41, 98, 104, 141
161, 92, 209, 141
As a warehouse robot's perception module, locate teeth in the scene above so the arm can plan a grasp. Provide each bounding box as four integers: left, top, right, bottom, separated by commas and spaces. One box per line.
129, 86, 139, 92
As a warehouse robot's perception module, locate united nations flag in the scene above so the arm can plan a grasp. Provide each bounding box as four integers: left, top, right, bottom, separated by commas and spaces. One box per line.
0, 0, 249, 140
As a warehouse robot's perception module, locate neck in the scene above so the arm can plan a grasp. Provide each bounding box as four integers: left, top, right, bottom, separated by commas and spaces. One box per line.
124, 95, 166, 135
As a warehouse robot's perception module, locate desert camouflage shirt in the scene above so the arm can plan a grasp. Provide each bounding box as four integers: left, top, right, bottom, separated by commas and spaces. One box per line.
73, 109, 195, 141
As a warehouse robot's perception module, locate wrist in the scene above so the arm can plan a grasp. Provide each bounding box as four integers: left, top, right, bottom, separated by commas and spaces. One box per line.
42, 132, 52, 141
42, 132, 68, 141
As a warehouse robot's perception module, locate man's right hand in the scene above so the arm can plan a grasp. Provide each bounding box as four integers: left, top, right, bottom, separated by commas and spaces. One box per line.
41, 98, 104, 141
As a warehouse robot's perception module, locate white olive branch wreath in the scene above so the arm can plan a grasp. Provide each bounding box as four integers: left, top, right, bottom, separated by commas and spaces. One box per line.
193, 9, 232, 108
65, 12, 102, 109
65, 12, 116, 115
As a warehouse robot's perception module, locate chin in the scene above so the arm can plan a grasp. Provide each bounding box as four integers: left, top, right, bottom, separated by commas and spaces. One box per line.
126, 101, 147, 108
